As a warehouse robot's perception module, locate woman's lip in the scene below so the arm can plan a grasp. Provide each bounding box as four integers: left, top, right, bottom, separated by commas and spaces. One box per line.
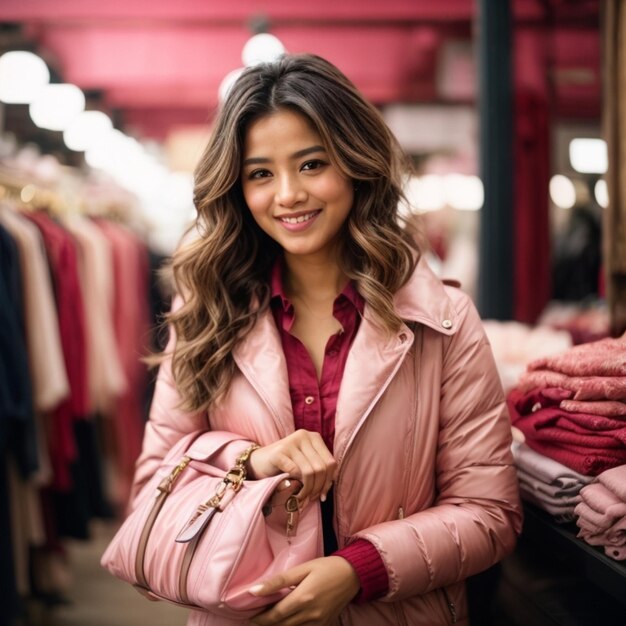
275, 209, 321, 232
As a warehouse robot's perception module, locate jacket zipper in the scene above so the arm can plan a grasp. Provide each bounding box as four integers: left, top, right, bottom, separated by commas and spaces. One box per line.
333, 328, 413, 544
442, 587, 457, 624
398, 324, 422, 519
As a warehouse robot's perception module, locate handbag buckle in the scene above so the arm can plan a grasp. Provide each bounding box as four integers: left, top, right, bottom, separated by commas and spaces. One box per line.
157, 456, 191, 493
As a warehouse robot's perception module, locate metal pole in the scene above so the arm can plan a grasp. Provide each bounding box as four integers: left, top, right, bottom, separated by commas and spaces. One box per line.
477, 0, 514, 319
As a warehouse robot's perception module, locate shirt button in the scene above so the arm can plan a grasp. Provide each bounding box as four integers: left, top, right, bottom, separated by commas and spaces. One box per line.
442, 319, 453, 329
304, 396, 315, 405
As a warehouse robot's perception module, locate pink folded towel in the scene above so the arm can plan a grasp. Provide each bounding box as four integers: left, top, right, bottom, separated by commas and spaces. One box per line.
574, 500, 615, 533
559, 399, 626, 418
527, 335, 626, 378
579, 483, 626, 519
517, 370, 626, 402
597, 464, 626, 502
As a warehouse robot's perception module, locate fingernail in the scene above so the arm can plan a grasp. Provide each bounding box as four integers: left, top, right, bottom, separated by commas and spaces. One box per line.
249, 584, 264, 595
320, 493, 326, 502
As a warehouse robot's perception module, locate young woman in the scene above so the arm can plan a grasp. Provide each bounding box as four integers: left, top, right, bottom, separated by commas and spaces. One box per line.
131, 53, 522, 626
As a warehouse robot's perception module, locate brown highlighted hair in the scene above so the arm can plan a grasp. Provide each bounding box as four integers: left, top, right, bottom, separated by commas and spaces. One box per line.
167, 53, 419, 412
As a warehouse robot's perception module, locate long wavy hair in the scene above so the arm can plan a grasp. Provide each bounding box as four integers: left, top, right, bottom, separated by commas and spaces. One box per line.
167, 53, 419, 412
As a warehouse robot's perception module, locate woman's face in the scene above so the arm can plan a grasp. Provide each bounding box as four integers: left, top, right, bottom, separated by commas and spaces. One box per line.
241, 108, 354, 263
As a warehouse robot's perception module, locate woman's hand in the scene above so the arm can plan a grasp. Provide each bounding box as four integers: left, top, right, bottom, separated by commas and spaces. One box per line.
247, 430, 337, 503
250, 556, 360, 625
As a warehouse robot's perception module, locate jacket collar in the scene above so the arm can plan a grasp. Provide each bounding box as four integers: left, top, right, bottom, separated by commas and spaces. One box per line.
390, 255, 460, 336
232, 256, 460, 449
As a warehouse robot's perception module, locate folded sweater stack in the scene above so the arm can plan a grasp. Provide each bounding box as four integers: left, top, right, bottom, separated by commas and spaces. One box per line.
511, 441, 591, 522
508, 333, 626, 476
575, 465, 626, 561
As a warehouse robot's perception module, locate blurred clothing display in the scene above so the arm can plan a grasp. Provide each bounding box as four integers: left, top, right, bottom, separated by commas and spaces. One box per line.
0, 198, 157, 622
482, 320, 572, 393
538, 300, 610, 345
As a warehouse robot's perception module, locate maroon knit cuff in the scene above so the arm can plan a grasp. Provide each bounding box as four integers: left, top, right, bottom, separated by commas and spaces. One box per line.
334, 539, 389, 604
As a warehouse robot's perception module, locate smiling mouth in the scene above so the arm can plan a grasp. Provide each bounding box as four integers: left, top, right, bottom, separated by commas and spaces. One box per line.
277, 210, 320, 225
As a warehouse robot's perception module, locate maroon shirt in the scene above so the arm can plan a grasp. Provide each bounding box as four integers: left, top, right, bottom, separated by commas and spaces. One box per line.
269, 260, 388, 602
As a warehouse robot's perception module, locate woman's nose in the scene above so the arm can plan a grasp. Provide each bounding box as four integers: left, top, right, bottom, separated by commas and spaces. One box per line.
275, 174, 306, 207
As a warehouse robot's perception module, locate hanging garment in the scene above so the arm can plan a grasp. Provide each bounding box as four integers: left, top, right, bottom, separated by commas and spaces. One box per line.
0, 208, 69, 415
62, 214, 126, 416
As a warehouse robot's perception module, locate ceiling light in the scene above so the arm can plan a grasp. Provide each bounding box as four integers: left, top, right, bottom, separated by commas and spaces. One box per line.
0, 51, 50, 104
569, 138, 607, 174
549, 174, 576, 209
218, 68, 245, 104
594, 179, 608, 208
241, 33, 286, 67
63, 111, 113, 152
414, 175, 446, 212
445, 174, 484, 211
29, 83, 85, 131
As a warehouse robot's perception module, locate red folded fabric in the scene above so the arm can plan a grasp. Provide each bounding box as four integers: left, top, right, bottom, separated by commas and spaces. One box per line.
527, 334, 626, 377
514, 414, 626, 450
556, 408, 626, 429
522, 438, 626, 476
507, 391, 626, 448
508, 387, 572, 414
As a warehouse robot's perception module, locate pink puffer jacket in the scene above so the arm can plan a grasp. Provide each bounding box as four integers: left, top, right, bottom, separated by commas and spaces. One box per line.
130, 258, 522, 625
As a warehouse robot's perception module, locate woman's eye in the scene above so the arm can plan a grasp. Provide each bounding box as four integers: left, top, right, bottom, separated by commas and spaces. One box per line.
301, 159, 326, 172
249, 169, 271, 180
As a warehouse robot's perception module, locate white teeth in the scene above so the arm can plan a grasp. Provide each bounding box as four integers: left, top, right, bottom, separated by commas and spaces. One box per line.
280, 211, 317, 224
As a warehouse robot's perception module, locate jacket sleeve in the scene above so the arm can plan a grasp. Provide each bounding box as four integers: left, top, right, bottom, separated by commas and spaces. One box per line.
129, 296, 255, 509
354, 294, 522, 600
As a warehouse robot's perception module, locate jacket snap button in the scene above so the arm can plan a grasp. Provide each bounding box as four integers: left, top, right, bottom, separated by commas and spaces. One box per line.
304, 396, 315, 405
442, 319, 452, 329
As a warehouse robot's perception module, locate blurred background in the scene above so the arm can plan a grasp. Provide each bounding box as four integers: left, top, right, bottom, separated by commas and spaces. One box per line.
2, 1, 624, 625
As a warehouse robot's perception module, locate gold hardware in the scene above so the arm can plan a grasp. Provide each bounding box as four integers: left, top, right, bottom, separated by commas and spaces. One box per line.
235, 444, 260, 469
157, 456, 191, 493
285, 495, 300, 539
199, 443, 261, 509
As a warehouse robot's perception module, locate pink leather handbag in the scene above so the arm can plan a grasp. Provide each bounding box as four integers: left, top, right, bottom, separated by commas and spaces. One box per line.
101, 430, 321, 620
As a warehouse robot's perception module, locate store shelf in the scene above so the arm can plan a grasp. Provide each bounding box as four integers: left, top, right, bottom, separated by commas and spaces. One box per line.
521, 502, 626, 607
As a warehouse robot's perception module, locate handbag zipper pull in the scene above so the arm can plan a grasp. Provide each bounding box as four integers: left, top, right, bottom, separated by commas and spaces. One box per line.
285, 495, 300, 540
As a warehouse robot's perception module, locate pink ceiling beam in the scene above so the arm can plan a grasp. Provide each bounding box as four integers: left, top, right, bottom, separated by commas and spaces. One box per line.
36, 24, 441, 109
0, 0, 473, 22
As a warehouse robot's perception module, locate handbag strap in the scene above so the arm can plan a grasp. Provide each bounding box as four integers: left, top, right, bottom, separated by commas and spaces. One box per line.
134, 443, 260, 598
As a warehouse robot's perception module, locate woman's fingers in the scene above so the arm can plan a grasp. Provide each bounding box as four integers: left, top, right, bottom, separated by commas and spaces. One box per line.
308, 433, 337, 500
247, 430, 336, 504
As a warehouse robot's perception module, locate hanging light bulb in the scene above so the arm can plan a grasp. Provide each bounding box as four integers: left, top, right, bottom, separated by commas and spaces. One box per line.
569, 138, 607, 174
549, 174, 576, 209
29, 83, 85, 131
0, 50, 50, 104
594, 179, 608, 208
241, 33, 285, 67
63, 110, 113, 152
218, 68, 245, 104
445, 174, 484, 211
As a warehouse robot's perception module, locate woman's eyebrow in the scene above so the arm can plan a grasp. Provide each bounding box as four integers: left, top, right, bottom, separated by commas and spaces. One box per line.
242, 145, 326, 167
